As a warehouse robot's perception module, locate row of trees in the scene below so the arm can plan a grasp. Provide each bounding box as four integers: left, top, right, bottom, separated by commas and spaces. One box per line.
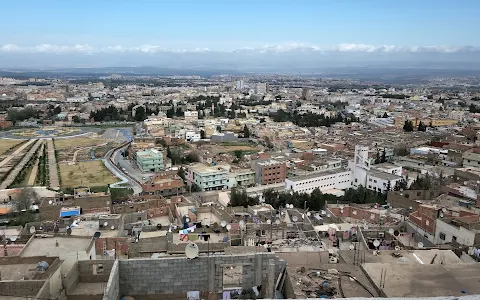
403, 120, 428, 132
166, 146, 201, 165
7, 107, 38, 124
229, 185, 388, 210
270, 109, 352, 127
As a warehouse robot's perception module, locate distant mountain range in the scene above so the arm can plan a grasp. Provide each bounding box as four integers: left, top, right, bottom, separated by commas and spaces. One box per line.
1, 50, 480, 80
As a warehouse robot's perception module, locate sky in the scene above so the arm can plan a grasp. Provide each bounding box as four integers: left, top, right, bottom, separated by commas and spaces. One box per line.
0, 0, 479, 69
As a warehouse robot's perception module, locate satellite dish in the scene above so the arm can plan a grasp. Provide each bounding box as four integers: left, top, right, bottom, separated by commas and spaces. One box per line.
275, 219, 281, 225
394, 230, 400, 237
111, 225, 115, 230
185, 243, 199, 259
373, 240, 380, 248
29, 226, 36, 234
314, 213, 320, 218
364, 225, 369, 230
395, 246, 401, 251
327, 214, 331, 218
93, 232, 101, 239
292, 216, 298, 222
48, 200, 53, 205
389, 228, 394, 235
442, 208, 447, 213
439, 212, 444, 218
306, 212, 311, 217
321, 210, 326, 216
226, 224, 231, 231
301, 214, 305, 219
266, 219, 271, 225
349, 244, 355, 250
220, 221, 227, 228
104, 222, 108, 227
66, 228, 72, 235
418, 242, 424, 248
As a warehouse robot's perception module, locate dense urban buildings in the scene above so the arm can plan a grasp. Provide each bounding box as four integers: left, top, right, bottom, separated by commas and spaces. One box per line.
1, 72, 480, 299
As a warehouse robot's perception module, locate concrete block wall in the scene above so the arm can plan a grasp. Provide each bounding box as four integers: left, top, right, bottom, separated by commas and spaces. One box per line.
118, 253, 285, 296
0, 280, 45, 296
63, 261, 79, 294
103, 260, 120, 300
78, 259, 115, 283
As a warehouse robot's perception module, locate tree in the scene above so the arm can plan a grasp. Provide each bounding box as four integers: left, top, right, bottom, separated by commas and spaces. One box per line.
166, 107, 175, 118
381, 149, 387, 163
382, 112, 389, 118
177, 167, 186, 181
53, 106, 62, 115
417, 121, 427, 132
403, 120, 414, 132
14, 188, 38, 212
243, 125, 250, 138
216, 125, 222, 133
375, 151, 381, 164
234, 150, 243, 159
134, 106, 146, 122
175, 107, 183, 117
72, 115, 82, 123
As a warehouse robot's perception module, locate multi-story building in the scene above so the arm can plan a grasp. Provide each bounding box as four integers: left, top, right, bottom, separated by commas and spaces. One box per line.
255, 82, 267, 95
463, 149, 480, 168
254, 160, 287, 185
134, 149, 164, 172
141, 171, 185, 196
185, 131, 201, 142
184, 111, 198, 122
185, 163, 229, 191
350, 145, 404, 193
285, 168, 352, 194
229, 169, 256, 188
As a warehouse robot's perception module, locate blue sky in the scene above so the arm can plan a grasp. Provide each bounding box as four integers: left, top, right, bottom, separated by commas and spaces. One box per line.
1, 0, 478, 50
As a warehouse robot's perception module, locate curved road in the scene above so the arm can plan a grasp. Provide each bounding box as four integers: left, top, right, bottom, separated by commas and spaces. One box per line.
103, 145, 142, 195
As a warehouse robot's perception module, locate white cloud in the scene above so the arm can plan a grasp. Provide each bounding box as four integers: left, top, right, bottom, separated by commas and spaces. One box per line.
0, 43, 477, 54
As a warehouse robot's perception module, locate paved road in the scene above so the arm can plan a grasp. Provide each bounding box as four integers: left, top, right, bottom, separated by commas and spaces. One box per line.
27, 142, 45, 186
0, 139, 43, 189
46, 138, 60, 190
0, 139, 36, 168
104, 145, 142, 195
114, 150, 154, 184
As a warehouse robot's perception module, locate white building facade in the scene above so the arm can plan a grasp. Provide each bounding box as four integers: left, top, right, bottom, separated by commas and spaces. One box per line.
285, 169, 352, 194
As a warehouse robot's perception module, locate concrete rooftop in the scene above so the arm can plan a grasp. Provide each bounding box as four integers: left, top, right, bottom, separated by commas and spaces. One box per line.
20, 236, 92, 257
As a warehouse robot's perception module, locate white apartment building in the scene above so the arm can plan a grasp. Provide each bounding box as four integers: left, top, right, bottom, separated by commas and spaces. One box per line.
285, 169, 352, 194
184, 111, 198, 122
350, 145, 404, 193
185, 131, 201, 142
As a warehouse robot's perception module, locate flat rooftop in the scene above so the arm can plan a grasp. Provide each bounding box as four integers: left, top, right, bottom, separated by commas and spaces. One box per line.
0, 263, 42, 280
286, 168, 350, 182
362, 263, 480, 297
20, 237, 92, 257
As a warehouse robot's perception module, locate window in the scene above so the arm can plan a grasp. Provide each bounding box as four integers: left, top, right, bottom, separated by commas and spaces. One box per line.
425, 220, 429, 226
452, 236, 457, 242
93, 264, 104, 275
439, 232, 446, 240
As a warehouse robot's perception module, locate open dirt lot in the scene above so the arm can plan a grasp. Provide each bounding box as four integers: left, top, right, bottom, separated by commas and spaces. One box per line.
0, 139, 23, 155
59, 160, 118, 187
54, 136, 106, 149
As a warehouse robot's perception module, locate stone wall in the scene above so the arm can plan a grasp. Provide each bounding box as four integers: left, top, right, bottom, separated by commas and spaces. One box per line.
118, 253, 285, 297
